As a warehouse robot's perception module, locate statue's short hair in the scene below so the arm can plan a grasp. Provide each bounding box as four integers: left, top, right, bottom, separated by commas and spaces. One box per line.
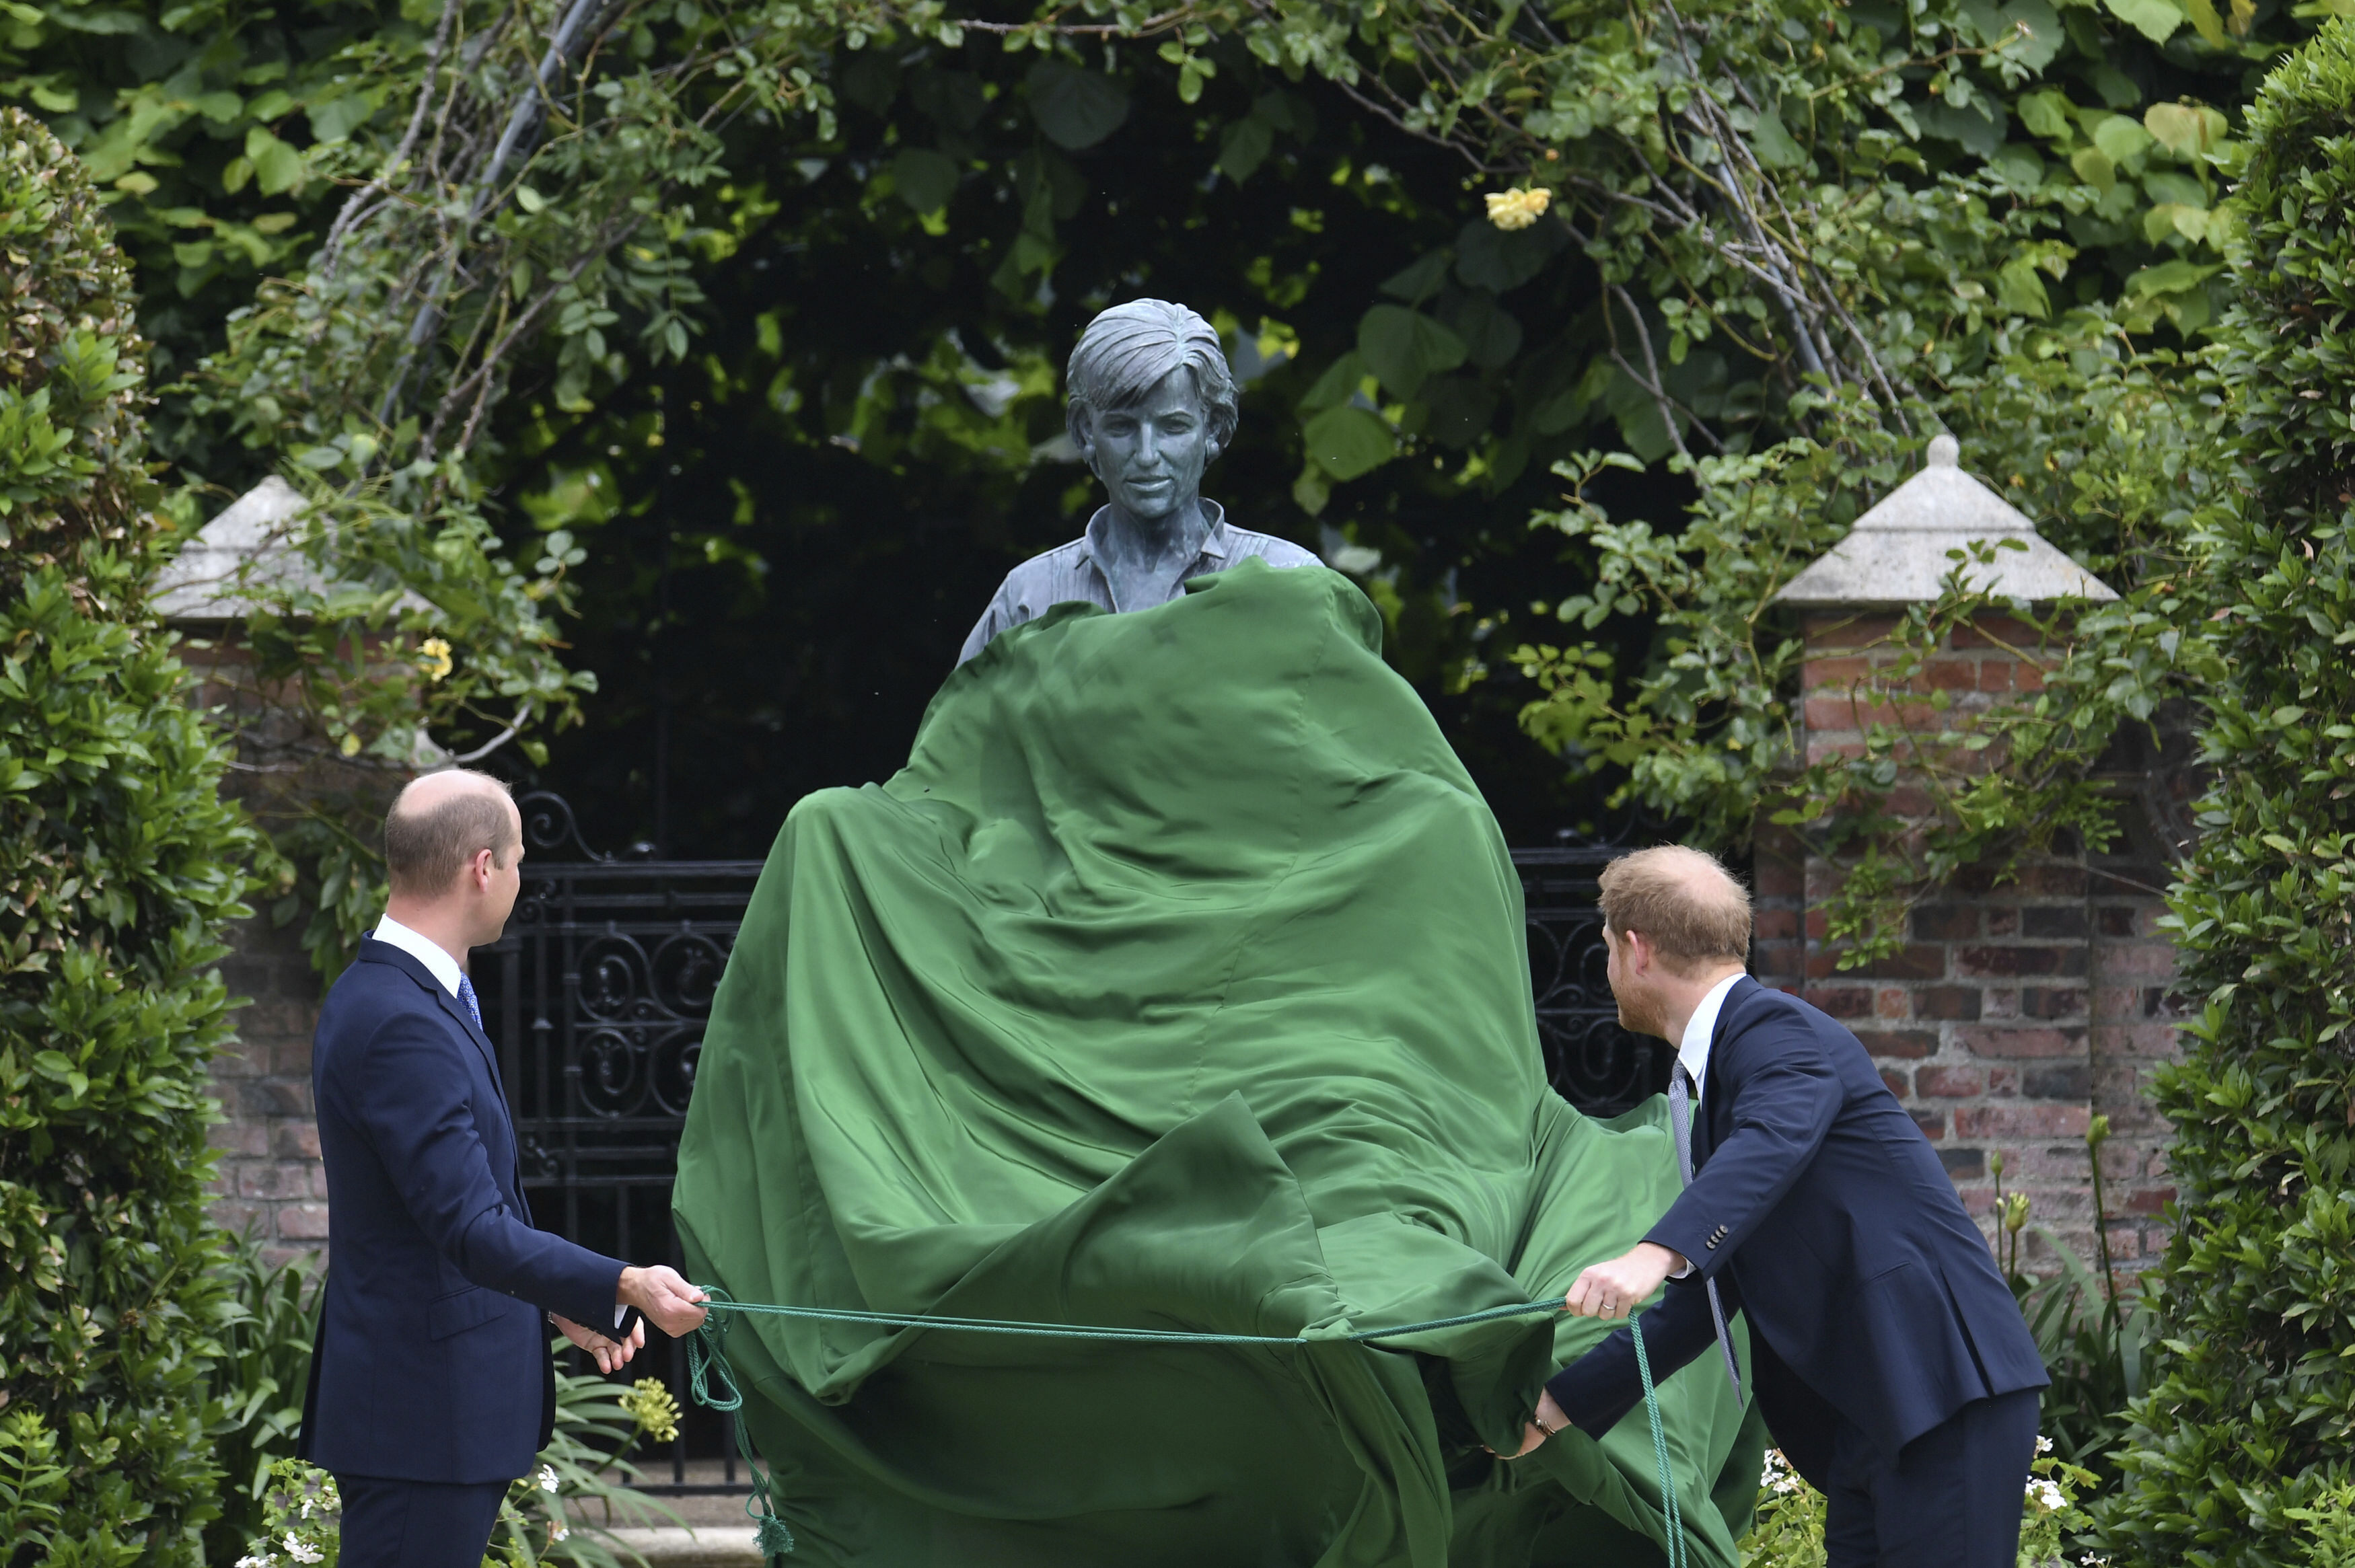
384, 768, 519, 897
1065, 299, 1238, 451
1597, 846, 1752, 971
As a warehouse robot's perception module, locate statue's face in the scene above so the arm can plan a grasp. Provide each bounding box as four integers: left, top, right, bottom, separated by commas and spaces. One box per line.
1078, 367, 1219, 523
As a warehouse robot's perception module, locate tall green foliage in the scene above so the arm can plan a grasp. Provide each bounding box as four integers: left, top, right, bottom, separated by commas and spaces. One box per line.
2095, 19, 2355, 1563
0, 106, 263, 1567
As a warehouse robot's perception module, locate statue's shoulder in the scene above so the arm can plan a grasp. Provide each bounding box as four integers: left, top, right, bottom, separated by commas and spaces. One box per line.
987, 535, 1097, 610
1223, 527, 1321, 569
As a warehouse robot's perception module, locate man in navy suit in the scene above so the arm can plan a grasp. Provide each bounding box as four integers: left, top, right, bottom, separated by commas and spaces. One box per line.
1509, 846, 2046, 1567
299, 768, 712, 1568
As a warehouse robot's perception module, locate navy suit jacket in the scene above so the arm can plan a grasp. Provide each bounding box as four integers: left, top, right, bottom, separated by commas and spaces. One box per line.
298, 937, 626, 1483
1547, 978, 2045, 1479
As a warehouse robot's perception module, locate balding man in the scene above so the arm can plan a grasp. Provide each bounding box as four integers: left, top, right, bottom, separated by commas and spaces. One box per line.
298, 769, 709, 1568
1512, 846, 2046, 1568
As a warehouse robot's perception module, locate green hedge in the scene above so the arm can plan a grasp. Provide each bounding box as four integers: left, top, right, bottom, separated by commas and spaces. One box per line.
2098, 20, 2355, 1566
0, 106, 264, 1566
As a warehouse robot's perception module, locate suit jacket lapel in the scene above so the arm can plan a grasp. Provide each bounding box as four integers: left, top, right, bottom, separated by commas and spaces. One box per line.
359, 941, 515, 1137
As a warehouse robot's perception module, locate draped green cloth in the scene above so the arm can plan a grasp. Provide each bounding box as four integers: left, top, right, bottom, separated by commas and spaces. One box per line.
672, 560, 1764, 1566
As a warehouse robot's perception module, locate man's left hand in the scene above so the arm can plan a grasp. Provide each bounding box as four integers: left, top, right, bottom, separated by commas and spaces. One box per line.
1564, 1242, 1686, 1320
554, 1312, 646, 1374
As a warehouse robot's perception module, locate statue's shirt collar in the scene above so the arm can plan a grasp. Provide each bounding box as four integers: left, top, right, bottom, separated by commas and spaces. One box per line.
1081, 500, 1229, 573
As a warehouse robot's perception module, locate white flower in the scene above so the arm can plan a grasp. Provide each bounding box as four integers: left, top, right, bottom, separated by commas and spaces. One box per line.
283, 1534, 324, 1565
236, 1555, 277, 1568
2037, 1435, 2054, 1454
538, 1464, 560, 1493
552, 1526, 570, 1542
2027, 1477, 2067, 1512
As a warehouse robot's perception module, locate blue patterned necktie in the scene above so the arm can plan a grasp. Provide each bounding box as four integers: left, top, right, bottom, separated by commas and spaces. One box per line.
1669, 1062, 1744, 1401
457, 972, 482, 1029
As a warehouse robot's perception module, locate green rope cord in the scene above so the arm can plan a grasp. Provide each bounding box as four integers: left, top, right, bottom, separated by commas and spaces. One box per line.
1630, 1311, 1686, 1568
696, 1287, 1566, 1346
681, 1287, 1685, 1563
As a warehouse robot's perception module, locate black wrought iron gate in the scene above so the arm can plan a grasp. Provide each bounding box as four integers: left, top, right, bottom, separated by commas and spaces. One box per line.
478, 794, 1667, 1492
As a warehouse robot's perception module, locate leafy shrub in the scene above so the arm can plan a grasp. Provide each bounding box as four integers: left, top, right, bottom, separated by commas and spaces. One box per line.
2093, 18, 2355, 1566
204, 1239, 322, 1563
0, 105, 264, 1567
1741, 1444, 2096, 1567
233, 1352, 682, 1568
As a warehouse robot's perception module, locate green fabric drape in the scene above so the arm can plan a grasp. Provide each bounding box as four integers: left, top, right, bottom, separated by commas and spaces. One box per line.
672, 560, 1763, 1565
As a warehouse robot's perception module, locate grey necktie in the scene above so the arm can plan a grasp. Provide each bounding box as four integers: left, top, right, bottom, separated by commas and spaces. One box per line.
1669, 1063, 1743, 1402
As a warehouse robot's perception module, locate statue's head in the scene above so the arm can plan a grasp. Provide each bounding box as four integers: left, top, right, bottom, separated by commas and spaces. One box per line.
1065, 299, 1237, 523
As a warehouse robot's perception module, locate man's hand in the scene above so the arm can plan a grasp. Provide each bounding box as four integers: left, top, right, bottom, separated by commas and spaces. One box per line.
1564, 1242, 1687, 1321
554, 1312, 645, 1375
618, 1265, 710, 1337
1488, 1389, 1571, 1460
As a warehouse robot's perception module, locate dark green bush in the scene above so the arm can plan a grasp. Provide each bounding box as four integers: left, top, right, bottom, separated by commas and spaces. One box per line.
0, 106, 265, 1567
2097, 20, 2355, 1565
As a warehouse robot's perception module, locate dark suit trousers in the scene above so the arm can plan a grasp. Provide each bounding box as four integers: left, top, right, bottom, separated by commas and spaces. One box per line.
332, 1472, 511, 1568
1821, 1388, 2041, 1568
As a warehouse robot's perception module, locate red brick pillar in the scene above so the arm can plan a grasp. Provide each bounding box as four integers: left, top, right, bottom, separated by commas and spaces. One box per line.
1751, 613, 2183, 1281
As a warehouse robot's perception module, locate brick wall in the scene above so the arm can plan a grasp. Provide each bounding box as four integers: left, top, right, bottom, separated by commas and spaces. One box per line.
178, 632, 340, 1265
209, 912, 329, 1265
1751, 611, 2189, 1282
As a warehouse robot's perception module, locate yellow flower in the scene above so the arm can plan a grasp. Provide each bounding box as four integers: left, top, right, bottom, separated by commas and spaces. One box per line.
622, 1377, 682, 1445
1484, 187, 1551, 231
417, 636, 454, 683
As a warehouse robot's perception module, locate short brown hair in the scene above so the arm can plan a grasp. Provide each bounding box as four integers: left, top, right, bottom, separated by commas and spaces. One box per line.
1597, 845, 1751, 970
384, 770, 518, 897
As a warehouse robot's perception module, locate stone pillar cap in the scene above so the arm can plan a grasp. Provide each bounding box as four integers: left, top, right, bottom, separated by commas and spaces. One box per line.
153, 476, 433, 623
1773, 435, 2118, 608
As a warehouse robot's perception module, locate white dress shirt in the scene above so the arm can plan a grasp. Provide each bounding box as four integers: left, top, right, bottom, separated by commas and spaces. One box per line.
373, 913, 462, 996
1663, 971, 1745, 1278
1675, 971, 1747, 1110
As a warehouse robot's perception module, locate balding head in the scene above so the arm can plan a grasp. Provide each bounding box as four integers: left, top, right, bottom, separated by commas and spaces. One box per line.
385, 769, 520, 899
1597, 846, 1751, 973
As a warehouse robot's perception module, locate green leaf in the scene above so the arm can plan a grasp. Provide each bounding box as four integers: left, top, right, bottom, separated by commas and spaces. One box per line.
514, 184, 548, 214
1025, 61, 1130, 149
1217, 115, 1274, 183
2125, 258, 2221, 297
2018, 89, 2076, 141
2181, 0, 2229, 43
1747, 104, 1805, 169
1998, 0, 2064, 69
1356, 305, 1466, 400
244, 128, 305, 196
891, 149, 959, 215
307, 92, 375, 144
1378, 252, 1451, 303
2105, 0, 2185, 44
2145, 102, 2228, 157
1297, 352, 1369, 415
2091, 113, 2155, 164
1301, 404, 1397, 482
